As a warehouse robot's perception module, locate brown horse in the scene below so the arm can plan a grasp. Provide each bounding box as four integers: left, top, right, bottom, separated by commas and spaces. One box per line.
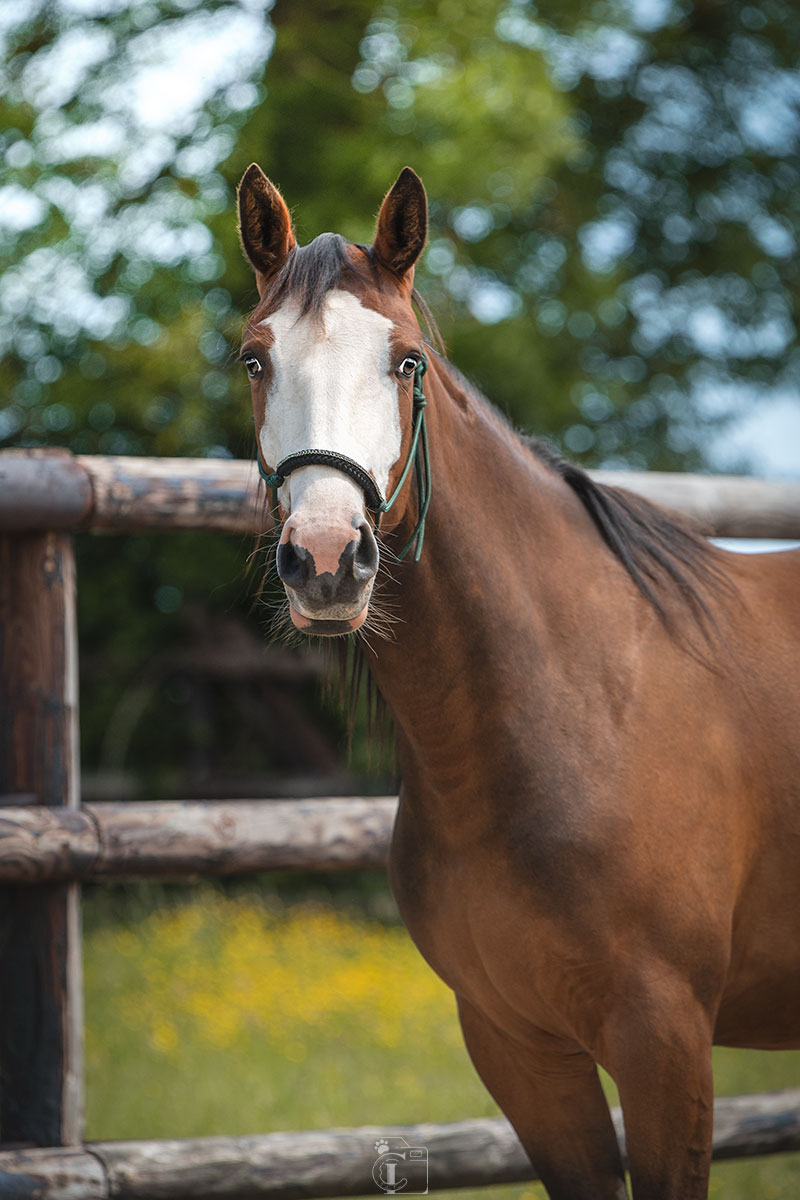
236, 164, 800, 1200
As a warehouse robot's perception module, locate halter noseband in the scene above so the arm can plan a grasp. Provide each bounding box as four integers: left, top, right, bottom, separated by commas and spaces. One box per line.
258, 352, 431, 563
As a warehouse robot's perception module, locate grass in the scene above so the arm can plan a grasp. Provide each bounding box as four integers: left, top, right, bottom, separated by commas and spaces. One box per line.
83, 888, 800, 1198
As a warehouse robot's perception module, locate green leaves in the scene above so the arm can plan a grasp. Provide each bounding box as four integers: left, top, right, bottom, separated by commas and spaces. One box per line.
4, 0, 798, 471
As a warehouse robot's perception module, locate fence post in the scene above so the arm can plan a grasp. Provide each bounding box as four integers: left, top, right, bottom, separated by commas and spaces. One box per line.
0, 524, 83, 1147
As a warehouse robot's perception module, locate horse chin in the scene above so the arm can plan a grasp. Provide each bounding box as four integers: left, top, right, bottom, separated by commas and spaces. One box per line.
288, 601, 369, 638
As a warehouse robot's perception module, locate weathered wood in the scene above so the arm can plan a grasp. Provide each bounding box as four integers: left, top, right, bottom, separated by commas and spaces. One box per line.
0, 799, 398, 883
0, 807, 100, 884
0, 1089, 797, 1199
0, 532, 84, 1147
0, 450, 797, 537
711, 1087, 800, 1160
94, 1120, 528, 1199
0, 449, 93, 532
0, 1144, 107, 1199
80, 455, 267, 535
90, 797, 396, 878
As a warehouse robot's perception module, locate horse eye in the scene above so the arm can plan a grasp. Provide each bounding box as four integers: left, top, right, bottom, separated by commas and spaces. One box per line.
243, 355, 262, 379
398, 356, 418, 378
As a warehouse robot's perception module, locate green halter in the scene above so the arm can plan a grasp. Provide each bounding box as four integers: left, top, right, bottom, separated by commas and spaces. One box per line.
258, 352, 431, 563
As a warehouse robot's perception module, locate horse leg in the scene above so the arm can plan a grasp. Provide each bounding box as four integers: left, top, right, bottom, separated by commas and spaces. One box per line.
457, 996, 628, 1200
600, 978, 715, 1200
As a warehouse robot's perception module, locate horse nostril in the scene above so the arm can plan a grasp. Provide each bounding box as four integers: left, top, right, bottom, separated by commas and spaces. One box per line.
354, 522, 379, 582
276, 537, 312, 588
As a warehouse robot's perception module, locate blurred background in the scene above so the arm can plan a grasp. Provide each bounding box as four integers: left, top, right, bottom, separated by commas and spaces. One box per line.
1, 0, 799, 1195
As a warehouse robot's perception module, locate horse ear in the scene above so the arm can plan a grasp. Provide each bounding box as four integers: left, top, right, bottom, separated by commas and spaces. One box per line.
237, 164, 296, 295
373, 167, 427, 278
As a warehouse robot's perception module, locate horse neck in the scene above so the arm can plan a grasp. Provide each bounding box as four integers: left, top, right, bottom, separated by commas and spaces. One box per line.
366, 362, 643, 790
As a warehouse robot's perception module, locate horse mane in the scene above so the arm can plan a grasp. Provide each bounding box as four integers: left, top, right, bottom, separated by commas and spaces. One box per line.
434, 357, 734, 644
523, 437, 732, 638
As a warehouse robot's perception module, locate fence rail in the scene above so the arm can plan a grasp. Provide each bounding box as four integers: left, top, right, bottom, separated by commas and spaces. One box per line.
1, 448, 800, 536
0, 798, 396, 883
1, 449, 799, 1197
2, 1089, 800, 1200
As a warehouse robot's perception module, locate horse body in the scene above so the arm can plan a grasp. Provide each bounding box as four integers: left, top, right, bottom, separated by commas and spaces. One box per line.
236, 164, 800, 1199
376, 371, 800, 1198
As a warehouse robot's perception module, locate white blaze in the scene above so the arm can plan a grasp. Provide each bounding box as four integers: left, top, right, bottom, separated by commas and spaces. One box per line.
259, 290, 402, 516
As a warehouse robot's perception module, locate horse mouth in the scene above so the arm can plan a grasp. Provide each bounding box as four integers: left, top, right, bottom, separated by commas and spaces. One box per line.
288, 600, 369, 637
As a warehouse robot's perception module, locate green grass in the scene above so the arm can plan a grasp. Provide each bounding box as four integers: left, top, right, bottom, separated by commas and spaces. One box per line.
83, 889, 800, 1198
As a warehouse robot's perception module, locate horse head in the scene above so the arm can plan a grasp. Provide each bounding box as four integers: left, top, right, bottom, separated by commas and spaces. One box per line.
237, 165, 428, 636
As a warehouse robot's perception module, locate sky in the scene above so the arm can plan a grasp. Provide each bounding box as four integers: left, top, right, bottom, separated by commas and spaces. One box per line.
710, 393, 800, 479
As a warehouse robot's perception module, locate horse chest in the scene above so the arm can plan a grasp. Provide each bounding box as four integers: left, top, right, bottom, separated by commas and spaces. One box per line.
388, 793, 616, 1038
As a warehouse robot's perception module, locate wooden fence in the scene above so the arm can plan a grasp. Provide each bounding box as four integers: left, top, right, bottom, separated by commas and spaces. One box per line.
0, 447, 799, 1199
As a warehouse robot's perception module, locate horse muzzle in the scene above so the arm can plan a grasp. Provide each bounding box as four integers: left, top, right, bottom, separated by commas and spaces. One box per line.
276, 513, 379, 635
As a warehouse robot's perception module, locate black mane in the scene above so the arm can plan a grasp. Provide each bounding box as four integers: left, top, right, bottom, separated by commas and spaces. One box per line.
524, 437, 731, 636
435, 357, 731, 639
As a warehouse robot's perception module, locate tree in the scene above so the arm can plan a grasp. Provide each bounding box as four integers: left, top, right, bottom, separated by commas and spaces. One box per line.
5, 0, 797, 470
353, 0, 800, 469
0, 0, 273, 458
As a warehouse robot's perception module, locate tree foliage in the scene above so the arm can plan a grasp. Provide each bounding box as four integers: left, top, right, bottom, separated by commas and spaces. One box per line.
2, 0, 798, 467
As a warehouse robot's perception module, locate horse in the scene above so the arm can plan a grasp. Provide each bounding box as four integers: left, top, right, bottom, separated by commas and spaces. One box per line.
235, 163, 800, 1200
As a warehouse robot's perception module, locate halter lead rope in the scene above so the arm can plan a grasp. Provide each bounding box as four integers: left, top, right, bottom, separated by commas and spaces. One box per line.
258, 352, 431, 563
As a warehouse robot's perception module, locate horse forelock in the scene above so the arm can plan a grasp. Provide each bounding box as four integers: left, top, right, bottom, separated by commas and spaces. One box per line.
249, 233, 374, 329
244, 232, 444, 357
